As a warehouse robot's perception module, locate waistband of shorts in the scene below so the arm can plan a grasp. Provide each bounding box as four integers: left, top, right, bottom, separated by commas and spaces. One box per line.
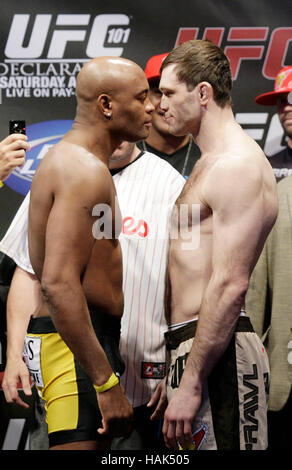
164, 316, 254, 351
27, 311, 121, 337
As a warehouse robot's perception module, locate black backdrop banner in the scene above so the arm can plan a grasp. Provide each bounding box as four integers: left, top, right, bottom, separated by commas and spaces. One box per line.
0, 0, 291, 237
0, 0, 291, 450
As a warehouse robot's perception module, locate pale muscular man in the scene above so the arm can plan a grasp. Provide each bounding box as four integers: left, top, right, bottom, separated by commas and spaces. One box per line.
23, 57, 153, 450
158, 40, 278, 450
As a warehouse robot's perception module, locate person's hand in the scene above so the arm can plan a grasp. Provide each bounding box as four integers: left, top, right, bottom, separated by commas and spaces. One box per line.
162, 386, 202, 450
0, 134, 30, 181
96, 383, 134, 437
147, 377, 168, 421
2, 357, 32, 409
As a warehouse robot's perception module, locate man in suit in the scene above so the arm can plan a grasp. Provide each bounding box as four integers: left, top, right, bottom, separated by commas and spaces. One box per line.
245, 67, 292, 448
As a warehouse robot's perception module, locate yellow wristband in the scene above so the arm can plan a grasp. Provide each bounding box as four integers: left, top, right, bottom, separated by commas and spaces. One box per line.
0, 181, 3, 188
93, 372, 119, 393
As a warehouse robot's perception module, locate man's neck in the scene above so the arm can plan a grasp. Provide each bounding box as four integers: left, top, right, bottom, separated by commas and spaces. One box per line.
145, 128, 190, 155
109, 144, 141, 170
287, 136, 292, 150
70, 120, 118, 166
194, 105, 235, 154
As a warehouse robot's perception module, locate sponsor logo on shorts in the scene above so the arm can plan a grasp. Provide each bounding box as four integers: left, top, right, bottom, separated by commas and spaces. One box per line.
23, 336, 44, 387
141, 362, 166, 379
170, 352, 189, 389
191, 420, 209, 450
243, 364, 259, 450
178, 420, 209, 450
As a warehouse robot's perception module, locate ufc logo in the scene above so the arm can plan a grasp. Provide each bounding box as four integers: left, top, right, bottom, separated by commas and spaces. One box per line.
5, 14, 131, 59
175, 26, 292, 79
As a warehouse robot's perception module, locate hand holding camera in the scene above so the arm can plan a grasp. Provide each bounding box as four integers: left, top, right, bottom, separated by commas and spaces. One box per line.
0, 121, 30, 183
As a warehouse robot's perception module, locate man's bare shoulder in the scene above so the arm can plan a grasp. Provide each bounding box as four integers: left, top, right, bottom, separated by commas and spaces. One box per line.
33, 140, 113, 203
43, 140, 108, 172
200, 142, 277, 210
205, 137, 273, 182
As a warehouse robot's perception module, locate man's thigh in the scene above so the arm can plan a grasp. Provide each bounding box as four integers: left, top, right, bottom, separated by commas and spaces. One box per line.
25, 319, 102, 448
166, 317, 269, 450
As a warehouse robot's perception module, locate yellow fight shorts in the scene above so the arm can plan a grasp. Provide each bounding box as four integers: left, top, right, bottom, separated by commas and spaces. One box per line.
23, 313, 125, 447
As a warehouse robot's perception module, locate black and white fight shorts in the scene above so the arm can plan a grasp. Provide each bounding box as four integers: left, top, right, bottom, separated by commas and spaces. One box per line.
165, 315, 270, 450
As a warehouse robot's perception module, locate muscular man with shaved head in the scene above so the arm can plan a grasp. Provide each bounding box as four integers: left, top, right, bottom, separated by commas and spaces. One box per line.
25, 57, 154, 450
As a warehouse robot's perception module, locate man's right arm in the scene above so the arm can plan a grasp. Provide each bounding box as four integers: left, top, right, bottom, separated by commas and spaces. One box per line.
0, 192, 36, 408
2, 266, 40, 408
162, 155, 277, 449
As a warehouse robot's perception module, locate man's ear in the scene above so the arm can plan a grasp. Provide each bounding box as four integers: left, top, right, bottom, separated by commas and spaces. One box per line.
97, 93, 113, 119
198, 82, 213, 105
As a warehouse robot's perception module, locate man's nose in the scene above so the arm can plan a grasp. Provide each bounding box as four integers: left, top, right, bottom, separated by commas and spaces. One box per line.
160, 94, 168, 110
146, 98, 155, 113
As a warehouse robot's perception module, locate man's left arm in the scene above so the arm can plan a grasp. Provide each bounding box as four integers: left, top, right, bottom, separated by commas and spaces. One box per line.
163, 157, 277, 449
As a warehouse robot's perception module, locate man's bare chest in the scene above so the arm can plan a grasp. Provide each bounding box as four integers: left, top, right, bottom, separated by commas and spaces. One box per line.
175, 162, 212, 227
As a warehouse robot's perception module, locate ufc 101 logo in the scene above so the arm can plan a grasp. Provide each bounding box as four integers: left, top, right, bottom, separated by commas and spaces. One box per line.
5, 14, 131, 59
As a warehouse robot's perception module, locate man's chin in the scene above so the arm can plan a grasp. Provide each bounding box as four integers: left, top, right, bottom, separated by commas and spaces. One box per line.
126, 130, 149, 143
140, 128, 152, 140
152, 115, 170, 134
283, 124, 292, 138
167, 126, 185, 137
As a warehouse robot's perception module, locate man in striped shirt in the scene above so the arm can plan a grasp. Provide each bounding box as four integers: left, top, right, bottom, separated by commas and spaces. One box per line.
0, 141, 185, 450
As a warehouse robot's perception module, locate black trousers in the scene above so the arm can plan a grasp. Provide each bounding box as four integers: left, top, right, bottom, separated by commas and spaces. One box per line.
111, 403, 166, 451
268, 390, 292, 449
